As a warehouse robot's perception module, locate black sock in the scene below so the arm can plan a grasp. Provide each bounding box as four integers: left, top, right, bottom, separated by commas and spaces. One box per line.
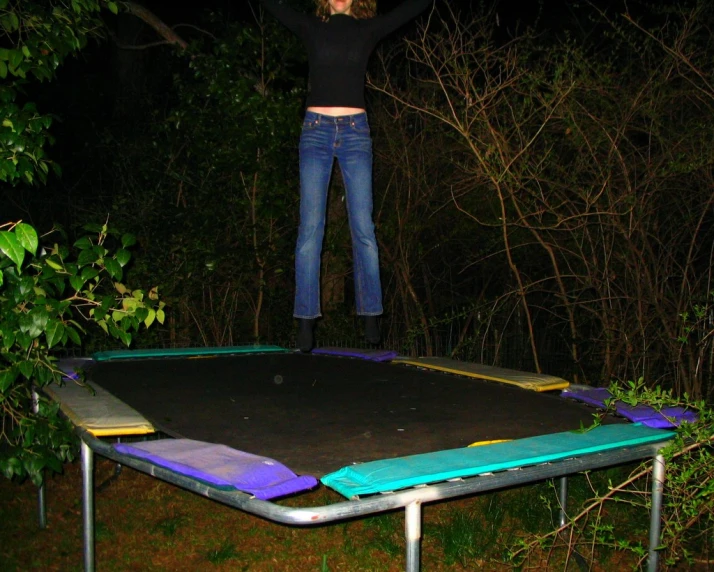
364, 315, 380, 345
297, 319, 315, 352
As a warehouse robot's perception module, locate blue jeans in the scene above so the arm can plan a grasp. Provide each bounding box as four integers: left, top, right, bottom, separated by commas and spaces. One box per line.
294, 111, 384, 319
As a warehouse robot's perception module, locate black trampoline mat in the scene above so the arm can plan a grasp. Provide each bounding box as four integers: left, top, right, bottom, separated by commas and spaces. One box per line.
87, 353, 616, 476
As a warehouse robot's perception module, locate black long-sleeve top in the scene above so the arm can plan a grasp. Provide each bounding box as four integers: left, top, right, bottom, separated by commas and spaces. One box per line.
263, 0, 432, 109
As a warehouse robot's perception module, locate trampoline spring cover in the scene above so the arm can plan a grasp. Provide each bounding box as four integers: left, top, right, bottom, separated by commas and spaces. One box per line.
562, 386, 698, 428
113, 439, 318, 500
321, 423, 674, 498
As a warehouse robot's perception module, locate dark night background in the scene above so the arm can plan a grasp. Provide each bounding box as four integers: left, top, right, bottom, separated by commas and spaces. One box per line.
25, 0, 602, 219
10, 0, 712, 397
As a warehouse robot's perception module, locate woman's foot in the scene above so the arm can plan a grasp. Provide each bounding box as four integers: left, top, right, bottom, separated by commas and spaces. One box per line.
364, 315, 380, 345
297, 318, 315, 352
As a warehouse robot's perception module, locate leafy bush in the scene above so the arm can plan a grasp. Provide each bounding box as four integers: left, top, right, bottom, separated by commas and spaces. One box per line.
508, 382, 714, 568
0, 220, 163, 485
106, 12, 305, 344
0, 0, 117, 185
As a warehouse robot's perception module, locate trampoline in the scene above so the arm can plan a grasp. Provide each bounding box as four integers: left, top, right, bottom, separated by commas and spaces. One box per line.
41, 345, 677, 571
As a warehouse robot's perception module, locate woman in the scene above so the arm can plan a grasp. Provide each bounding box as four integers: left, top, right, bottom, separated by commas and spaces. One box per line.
263, 0, 433, 351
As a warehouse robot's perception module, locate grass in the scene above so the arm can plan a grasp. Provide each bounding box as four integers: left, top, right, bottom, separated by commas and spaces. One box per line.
431, 496, 507, 567
206, 541, 241, 564
152, 514, 188, 537
362, 511, 404, 557
0, 457, 651, 571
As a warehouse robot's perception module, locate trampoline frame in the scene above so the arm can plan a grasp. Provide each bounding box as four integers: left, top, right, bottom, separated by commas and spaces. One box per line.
36, 350, 673, 572
37, 426, 669, 572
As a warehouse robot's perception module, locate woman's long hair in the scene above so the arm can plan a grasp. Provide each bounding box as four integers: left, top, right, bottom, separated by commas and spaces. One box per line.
315, 0, 377, 19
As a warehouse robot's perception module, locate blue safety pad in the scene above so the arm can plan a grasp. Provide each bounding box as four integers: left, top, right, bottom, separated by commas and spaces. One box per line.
321, 424, 674, 498
93, 345, 287, 361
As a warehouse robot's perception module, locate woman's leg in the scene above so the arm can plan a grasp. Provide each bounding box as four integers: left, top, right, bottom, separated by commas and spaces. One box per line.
336, 114, 384, 318
295, 113, 334, 319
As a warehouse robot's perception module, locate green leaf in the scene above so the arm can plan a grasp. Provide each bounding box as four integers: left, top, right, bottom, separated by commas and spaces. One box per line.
73, 236, 93, 249
35, 365, 54, 386
77, 249, 98, 265
1, 457, 22, 479
0, 368, 18, 392
0, 231, 25, 268
1, 12, 19, 33
66, 326, 81, 345
30, 309, 49, 338
117, 330, 131, 347
104, 257, 122, 279
115, 248, 131, 267
69, 275, 85, 292
45, 258, 63, 271
144, 308, 156, 328
134, 307, 148, 323
18, 360, 34, 379
0, 61, 6, 80
2, 329, 16, 350
15, 223, 38, 254
80, 266, 99, 281
82, 223, 103, 233
15, 331, 32, 351
121, 233, 137, 248
45, 320, 65, 349
8, 49, 22, 69
96, 319, 108, 334
107, 1, 119, 15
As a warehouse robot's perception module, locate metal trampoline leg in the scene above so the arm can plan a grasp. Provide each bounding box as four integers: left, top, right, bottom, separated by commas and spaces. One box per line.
37, 482, 47, 529
82, 440, 95, 572
405, 501, 422, 572
32, 388, 47, 530
558, 476, 568, 528
648, 453, 665, 572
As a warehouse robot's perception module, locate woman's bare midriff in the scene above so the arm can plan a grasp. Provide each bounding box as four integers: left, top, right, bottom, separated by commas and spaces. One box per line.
307, 106, 366, 116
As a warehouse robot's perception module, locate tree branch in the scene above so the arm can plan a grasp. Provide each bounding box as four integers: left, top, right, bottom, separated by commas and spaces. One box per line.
122, 1, 188, 50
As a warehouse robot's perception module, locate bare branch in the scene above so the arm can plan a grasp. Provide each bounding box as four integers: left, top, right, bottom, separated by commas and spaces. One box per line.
122, 1, 188, 50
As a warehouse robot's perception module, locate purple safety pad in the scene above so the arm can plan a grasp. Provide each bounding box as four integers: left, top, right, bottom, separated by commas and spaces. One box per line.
312, 347, 399, 362
59, 357, 94, 382
562, 386, 697, 428
114, 439, 318, 500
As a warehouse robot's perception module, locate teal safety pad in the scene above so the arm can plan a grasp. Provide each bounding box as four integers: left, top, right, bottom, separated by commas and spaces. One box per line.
93, 345, 288, 362
321, 424, 674, 498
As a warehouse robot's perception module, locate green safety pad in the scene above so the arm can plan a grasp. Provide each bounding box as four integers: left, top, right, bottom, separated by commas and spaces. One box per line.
393, 356, 569, 391
93, 345, 288, 362
321, 423, 674, 498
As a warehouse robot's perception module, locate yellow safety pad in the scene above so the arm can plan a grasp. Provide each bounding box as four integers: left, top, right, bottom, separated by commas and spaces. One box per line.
393, 357, 570, 392
44, 381, 155, 437
468, 439, 512, 447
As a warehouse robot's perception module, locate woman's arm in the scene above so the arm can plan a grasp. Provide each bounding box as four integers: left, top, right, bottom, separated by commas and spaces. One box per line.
373, 0, 433, 37
262, 0, 312, 35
